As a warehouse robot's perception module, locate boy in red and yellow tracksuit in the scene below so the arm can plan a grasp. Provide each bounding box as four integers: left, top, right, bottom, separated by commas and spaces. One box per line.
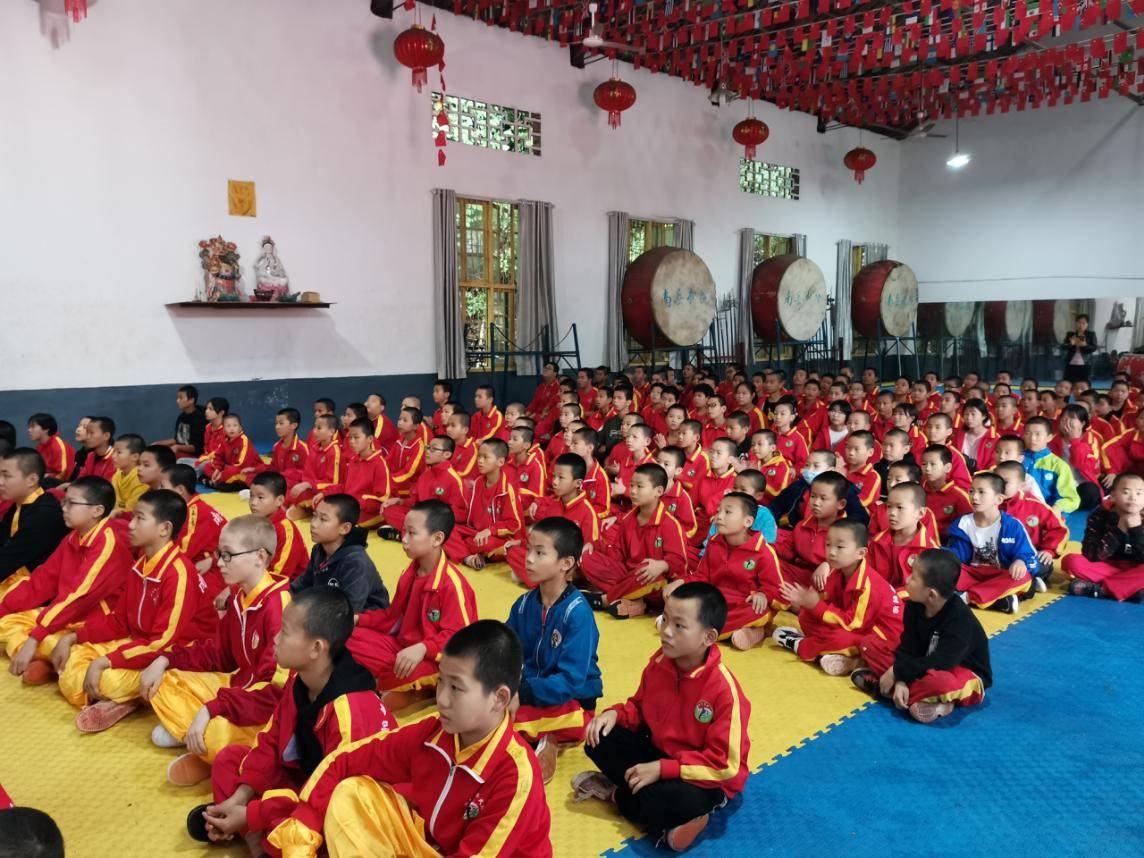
34, 431, 75, 484
380, 441, 468, 534
263, 429, 309, 494
56, 492, 216, 732
578, 583, 750, 850
505, 427, 546, 508
775, 521, 903, 677
692, 440, 738, 544
386, 408, 427, 498
266, 622, 551, 858
191, 588, 393, 856
843, 431, 882, 509
167, 472, 229, 597
339, 420, 392, 528
866, 483, 940, 591
287, 416, 343, 515
675, 493, 785, 651
348, 505, 477, 694
774, 472, 850, 587
0, 482, 132, 683
202, 417, 263, 488
579, 465, 688, 616
143, 516, 292, 782
451, 441, 524, 566
506, 454, 600, 588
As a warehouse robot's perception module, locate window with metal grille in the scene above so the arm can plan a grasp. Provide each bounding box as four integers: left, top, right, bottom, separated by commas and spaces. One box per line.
628, 219, 675, 263
739, 159, 800, 200
752, 233, 793, 266
432, 92, 541, 156
457, 198, 519, 371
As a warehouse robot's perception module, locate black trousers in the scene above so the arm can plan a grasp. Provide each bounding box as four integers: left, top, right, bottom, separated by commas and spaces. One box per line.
1077, 480, 1102, 511
584, 725, 727, 837
1064, 363, 1091, 383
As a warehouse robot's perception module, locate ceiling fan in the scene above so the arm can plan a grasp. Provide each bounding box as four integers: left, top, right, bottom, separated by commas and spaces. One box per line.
576, 2, 645, 55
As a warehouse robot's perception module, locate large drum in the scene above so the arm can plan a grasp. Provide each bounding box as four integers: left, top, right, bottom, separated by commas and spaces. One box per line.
621, 247, 717, 348
852, 260, 919, 338
749, 254, 829, 342
916, 301, 976, 338
984, 300, 1031, 341
1032, 299, 1077, 345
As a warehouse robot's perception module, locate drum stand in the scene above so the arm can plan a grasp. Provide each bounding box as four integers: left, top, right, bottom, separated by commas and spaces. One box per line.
984, 337, 1030, 382
752, 320, 836, 377
854, 320, 922, 380
917, 335, 980, 378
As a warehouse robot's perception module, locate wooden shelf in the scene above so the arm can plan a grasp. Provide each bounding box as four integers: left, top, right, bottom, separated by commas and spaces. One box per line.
166, 301, 333, 309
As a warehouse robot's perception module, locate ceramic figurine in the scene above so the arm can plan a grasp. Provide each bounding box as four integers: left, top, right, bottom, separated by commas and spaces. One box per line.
253, 236, 292, 302
198, 236, 244, 302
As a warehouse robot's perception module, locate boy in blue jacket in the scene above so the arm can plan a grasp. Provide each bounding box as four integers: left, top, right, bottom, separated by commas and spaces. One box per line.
507, 516, 602, 785
948, 472, 1039, 614
1023, 417, 1080, 514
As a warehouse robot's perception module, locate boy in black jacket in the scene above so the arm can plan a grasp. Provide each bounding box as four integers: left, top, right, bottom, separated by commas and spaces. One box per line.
769, 450, 870, 528
1063, 472, 1144, 601
851, 548, 991, 724
291, 494, 389, 613
0, 449, 69, 599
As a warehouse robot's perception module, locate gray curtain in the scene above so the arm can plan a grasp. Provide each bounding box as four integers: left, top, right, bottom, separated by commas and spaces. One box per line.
605, 211, 631, 370
515, 200, 557, 376
674, 218, 695, 251
862, 242, 889, 263
736, 228, 756, 366
432, 188, 466, 379
792, 233, 807, 257
835, 240, 854, 360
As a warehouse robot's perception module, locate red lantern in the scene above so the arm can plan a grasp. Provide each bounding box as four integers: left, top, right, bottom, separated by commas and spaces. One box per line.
65, 0, 87, 22
594, 77, 637, 129
394, 25, 445, 93
733, 117, 770, 160
843, 146, 877, 184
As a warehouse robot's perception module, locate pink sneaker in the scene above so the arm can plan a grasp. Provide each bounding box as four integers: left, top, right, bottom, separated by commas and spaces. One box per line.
908, 701, 954, 724
75, 700, 139, 733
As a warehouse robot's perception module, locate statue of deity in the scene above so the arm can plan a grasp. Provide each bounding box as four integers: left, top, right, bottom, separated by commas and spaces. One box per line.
253, 236, 292, 302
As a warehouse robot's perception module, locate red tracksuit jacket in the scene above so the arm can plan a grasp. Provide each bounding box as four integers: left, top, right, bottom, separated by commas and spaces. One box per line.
78, 448, 116, 482
36, 436, 75, 482
847, 463, 882, 509
471, 407, 505, 444
278, 714, 551, 857
1049, 431, 1102, 485
690, 531, 786, 608
753, 454, 795, 502
596, 502, 689, 579
164, 573, 290, 725
340, 448, 391, 521
868, 502, 939, 543
679, 447, 710, 502
0, 518, 131, 642
775, 514, 835, 569
582, 460, 613, 520
76, 542, 214, 669
1002, 491, 1069, 556
371, 414, 399, 455
302, 441, 343, 494
661, 481, 698, 540
266, 436, 309, 488
178, 495, 228, 566
532, 492, 600, 545
774, 428, 809, 472
386, 436, 425, 495
925, 480, 973, 538
355, 553, 477, 661
804, 559, 903, 641
238, 671, 393, 837
867, 526, 939, 590
616, 452, 656, 500
268, 507, 308, 581
200, 422, 226, 461
402, 461, 469, 524
611, 645, 750, 798
694, 467, 738, 530
452, 438, 478, 480
505, 449, 546, 505
462, 472, 523, 539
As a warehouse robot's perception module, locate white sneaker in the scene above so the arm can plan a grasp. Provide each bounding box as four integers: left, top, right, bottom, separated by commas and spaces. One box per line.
772, 626, 804, 654
1033, 576, 1047, 593
237, 489, 251, 502
819, 654, 861, 676
151, 723, 185, 748
958, 591, 970, 604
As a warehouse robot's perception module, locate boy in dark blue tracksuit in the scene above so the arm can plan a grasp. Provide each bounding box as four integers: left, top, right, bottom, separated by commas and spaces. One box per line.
506, 517, 602, 783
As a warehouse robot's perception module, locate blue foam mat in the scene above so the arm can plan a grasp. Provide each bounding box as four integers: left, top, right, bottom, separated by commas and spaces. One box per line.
611, 597, 1144, 857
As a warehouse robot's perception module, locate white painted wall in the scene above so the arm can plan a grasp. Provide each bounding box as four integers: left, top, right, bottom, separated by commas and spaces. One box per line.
0, 0, 899, 391
898, 97, 1144, 305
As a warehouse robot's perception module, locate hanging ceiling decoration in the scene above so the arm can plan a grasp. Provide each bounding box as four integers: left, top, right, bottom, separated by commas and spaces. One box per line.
431, 0, 1144, 137
594, 60, 637, 127
843, 145, 877, 182
732, 102, 769, 159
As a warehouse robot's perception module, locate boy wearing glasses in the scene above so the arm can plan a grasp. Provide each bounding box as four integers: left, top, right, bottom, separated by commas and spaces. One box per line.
138, 514, 292, 787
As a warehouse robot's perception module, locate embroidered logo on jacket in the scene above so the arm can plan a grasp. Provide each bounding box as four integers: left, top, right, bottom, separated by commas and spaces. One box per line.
744, 559, 756, 570
428, 608, 441, 623
463, 797, 484, 820
694, 700, 714, 724
551, 629, 562, 648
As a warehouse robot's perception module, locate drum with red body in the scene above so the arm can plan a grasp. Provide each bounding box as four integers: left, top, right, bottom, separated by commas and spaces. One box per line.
852, 260, 919, 338
1032, 299, 1077, 345
917, 302, 976, 337
621, 247, 717, 348
749, 254, 829, 342
984, 300, 1031, 342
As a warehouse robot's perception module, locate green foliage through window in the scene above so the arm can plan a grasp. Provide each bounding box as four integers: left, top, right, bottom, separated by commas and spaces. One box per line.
457, 199, 519, 370
740, 159, 800, 200
433, 93, 541, 156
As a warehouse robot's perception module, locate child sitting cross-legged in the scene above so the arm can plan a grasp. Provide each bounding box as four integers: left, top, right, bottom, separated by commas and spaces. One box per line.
947, 471, 1039, 614
246, 471, 309, 582
186, 587, 393, 854
159, 464, 228, 601
773, 520, 903, 677
262, 621, 552, 858
453, 438, 524, 570
574, 582, 750, 853
1063, 472, 1144, 601
667, 492, 785, 652
851, 548, 992, 724
506, 517, 602, 784
774, 470, 850, 587
140, 514, 292, 788
867, 482, 940, 593
292, 494, 389, 614
995, 460, 1067, 591
346, 499, 478, 711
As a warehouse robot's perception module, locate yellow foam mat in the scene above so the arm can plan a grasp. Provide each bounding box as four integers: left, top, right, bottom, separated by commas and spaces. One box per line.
0, 492, 1065, 856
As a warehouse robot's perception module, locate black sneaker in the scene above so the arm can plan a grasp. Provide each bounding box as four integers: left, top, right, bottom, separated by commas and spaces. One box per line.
186, 804, 211, 843
771, 626, 804, 653
581, 589, 606, 611
1067, 579, 1103, 599
991, 594, 1019, 614
376, 526, 400, 541
850, 668, 879, 697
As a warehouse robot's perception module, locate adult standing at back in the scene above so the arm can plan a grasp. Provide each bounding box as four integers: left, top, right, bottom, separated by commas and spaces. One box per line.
1062, 314, 1096, 384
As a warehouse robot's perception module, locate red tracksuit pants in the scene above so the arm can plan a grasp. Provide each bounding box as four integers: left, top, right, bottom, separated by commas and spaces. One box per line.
1062, 554, 1144, 601
957, 563, 1032, 608
345, 627, 440, 692
859, 637, 986, 708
